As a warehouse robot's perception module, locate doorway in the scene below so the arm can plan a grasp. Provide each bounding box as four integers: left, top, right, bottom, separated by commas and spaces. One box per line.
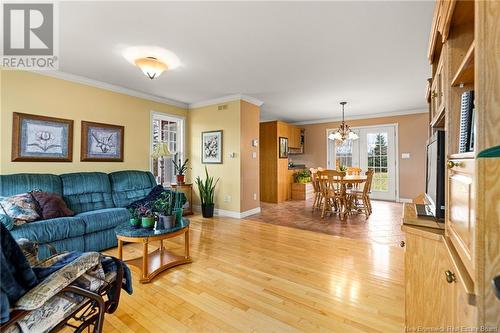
327, 124, 398, 201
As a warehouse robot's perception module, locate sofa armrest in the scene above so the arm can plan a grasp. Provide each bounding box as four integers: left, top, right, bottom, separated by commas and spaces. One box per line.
15, 252, 100, 311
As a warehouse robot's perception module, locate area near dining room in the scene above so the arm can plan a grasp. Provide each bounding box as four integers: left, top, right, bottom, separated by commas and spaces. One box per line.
256, 110, 428, 238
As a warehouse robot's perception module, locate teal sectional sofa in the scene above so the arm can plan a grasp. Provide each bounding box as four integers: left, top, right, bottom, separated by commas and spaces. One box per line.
0, 170, 158, 257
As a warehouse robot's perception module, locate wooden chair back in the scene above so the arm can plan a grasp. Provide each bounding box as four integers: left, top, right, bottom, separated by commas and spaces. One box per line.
317, 170, 346, 197
317, 167, 324, 172
309, 168, 320, 193
347, 167, 362, 176
364, 169, 374, 195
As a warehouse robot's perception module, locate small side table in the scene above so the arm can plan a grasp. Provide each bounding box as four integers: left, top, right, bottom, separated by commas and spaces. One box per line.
115, 218, 191, 283
170, 183, 193, 215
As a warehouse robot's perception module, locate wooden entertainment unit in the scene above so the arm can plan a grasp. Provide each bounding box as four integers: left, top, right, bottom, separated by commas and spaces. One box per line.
401, 1, 499, 330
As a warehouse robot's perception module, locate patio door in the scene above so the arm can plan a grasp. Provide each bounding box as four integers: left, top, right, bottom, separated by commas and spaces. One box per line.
327, 125, 397, 201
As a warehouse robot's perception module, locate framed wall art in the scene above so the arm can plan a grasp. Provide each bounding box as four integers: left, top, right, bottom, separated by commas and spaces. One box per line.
201, 130, 223, 164
12, 112, 73, 162
279, 137, 288, 158
81, 121, 124, 162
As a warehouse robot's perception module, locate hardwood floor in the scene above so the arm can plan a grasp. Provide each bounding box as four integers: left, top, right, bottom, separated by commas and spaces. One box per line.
247, 199, 405, 246
86, 214, 404, 333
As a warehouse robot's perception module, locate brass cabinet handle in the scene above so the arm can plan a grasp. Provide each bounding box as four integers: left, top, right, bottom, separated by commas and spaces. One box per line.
447, 161, 461, 168
432, 91, 438, 98
445, 270, 456, 283
400, 241, 405, 247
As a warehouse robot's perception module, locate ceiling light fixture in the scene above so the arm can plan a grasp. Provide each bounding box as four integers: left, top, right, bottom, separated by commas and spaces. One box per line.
328, 102, 359, 142
134, 57, 167, 79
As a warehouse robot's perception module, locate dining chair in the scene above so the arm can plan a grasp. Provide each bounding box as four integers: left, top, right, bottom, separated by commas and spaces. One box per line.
317, 170, 346, 219
348, 169, 374, 218
309, 168, 322, 212
346, 167, 362, 176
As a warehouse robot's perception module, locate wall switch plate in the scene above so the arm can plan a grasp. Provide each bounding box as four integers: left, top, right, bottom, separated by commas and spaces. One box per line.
252, 139, 259, 147
229, 152, 237, 158
252, 152, 257, 158
253, 193, 257, 200
224, 195, 231, 202
401, 153, 411, 159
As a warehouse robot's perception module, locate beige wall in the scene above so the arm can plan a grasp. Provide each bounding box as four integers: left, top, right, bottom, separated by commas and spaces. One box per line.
291, 113, 428, 199
0, 70, 187, 174
188, 100, 261, 213
188, 100, 241, 212
240, 101, 260, 212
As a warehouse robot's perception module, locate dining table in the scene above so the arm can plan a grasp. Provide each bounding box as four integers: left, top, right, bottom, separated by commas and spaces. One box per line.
327, 174, 368, 220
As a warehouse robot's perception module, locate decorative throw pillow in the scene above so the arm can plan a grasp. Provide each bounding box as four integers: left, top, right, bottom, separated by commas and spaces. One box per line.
30, 191, 74, 219
0, 193, 40, 226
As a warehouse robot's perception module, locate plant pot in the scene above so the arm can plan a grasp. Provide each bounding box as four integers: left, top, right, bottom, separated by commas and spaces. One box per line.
201, 204, 215, 218
157, 214, 176, 230
141, 216, 155, 229
130, 218, 140, 229
176, 175, 185, 184
173, 208, 183, 223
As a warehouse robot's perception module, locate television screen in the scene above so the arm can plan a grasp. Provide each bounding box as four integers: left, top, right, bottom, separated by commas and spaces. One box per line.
426, 140, 438, 209
425, 130, 445, 220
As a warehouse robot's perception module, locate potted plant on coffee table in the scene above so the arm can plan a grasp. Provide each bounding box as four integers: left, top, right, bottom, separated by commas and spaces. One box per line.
195, 166, 219, 218
173, 158, 189, 184
153, 190, 184, 229
136, 204, 155, 229
153, 191, 176, 229
128, 207, 141, 228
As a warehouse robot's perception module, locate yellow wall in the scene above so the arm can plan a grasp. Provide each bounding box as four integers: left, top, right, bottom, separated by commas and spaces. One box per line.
0, 70, 187, 174
188, 100, 242, 212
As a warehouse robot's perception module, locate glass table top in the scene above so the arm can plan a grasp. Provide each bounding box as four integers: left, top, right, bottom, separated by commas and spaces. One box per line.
115, 218, 189, 238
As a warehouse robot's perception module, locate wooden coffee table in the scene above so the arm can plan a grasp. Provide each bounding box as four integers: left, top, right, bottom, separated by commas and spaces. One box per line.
115, 218, 192, 283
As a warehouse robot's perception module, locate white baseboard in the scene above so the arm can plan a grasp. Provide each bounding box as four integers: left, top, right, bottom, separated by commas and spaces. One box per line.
398, 198, 413, 203
193, 205, 261, 219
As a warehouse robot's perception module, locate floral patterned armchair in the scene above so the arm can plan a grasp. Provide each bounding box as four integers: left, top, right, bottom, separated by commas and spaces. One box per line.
0, 230, 129, 333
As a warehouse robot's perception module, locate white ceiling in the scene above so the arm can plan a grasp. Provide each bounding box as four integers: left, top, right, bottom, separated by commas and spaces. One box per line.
58, 1, 433, 122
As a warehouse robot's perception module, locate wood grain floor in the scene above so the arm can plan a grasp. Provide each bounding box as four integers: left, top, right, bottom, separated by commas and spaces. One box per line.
79, 213, 405, 333
248, 199, 405, 246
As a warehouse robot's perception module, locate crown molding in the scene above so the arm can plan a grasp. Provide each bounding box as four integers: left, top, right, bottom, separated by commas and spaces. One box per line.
30, 70, 189, 109
188, 94, 264, 109
292, 108, 428, 125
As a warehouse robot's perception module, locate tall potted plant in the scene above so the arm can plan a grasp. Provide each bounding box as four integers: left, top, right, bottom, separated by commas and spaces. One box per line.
195, 166, 219, 218
173, 158, 189, 184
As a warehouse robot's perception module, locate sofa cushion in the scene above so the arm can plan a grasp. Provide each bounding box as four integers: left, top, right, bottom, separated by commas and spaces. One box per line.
76, 208, 129, 234
30, 191, 74, 219
10, 216, 85, 244
60, 172, 114, 214
0, 174, 62, 197
109, 171, 157, 208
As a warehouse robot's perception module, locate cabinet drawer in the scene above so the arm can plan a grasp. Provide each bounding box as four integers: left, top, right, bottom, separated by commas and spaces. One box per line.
447, 158, 475, 277
443, 237, 476, 327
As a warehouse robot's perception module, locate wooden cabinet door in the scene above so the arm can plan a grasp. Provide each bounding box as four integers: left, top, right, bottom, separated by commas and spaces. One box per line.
447, 158, 475, 277
405, 231, 454, 330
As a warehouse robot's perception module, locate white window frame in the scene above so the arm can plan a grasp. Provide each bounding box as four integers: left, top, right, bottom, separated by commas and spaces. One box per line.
150, 111, 186, 186
325, 123, 399, 202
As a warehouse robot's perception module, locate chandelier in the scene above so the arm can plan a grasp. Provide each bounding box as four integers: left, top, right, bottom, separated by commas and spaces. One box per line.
328, 101, 359, 142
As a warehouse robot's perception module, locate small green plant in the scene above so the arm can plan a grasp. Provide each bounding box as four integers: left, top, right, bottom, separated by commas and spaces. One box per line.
173, 158, 189, 176
339, 165, 348, 172
294, 169, 311, 184
128, 207, 139, 219
195, 166, 219, 206
135, 204, 153, 218
153, 191, 173, 216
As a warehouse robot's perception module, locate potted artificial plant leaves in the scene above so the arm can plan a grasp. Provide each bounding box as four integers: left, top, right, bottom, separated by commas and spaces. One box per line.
195, 166, 219, 218
136, 205, 155, 229
173, 158, 189, 184
153, 190, 184, 229
128, 208, 141, 228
